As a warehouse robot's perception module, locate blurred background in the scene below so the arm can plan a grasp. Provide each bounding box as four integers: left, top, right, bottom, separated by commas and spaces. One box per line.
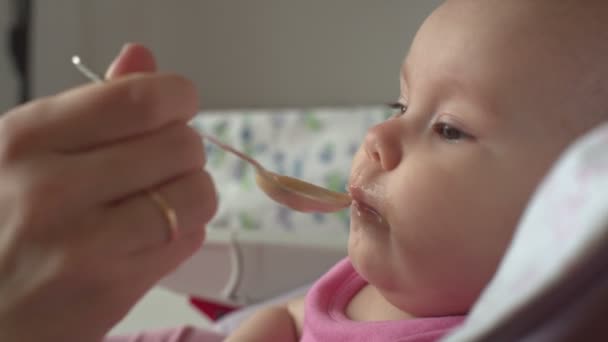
1, 0, 441, 113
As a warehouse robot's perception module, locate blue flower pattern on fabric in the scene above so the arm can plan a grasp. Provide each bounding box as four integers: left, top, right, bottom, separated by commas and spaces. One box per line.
277, 207, 294, 230
319, 143, 335, 164
273, 151, 286, 175
241, 124, 252, 144
232, 159, 247, 181
292, 158, 304, 179
348, 142, 359, 157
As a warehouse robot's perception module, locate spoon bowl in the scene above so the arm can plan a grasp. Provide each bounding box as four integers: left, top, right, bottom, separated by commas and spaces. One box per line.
255, 173, 352, 212
72, 55, 352, 213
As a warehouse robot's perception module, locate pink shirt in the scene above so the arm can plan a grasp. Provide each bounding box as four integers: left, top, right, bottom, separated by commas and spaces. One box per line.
301, 258, 465, 342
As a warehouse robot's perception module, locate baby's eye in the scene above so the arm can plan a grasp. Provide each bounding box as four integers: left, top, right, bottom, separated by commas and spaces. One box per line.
388, 102, 408, 117
432, 122, 471, 142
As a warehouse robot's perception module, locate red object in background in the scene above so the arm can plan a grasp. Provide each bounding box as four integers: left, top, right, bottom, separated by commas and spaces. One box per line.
189, 296, 241, 321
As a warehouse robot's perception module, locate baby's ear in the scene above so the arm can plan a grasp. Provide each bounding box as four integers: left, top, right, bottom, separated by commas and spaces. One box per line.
105, 43, 157, 80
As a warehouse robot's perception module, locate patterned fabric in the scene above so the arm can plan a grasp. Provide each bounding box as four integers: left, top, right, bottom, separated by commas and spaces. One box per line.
190, 107, 391, 237
443, 122, 608, 341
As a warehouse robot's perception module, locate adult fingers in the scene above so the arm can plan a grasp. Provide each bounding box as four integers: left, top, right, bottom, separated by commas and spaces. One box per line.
106, 43, 157, 79
24, 226, 208, 342
121, 227, 207, 289
0, 124, 207, 235
92, 168, 217, 255
4, 73, 199, 153
78, 123, 206, 203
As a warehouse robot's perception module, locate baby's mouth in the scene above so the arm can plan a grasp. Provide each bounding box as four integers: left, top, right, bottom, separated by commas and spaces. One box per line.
352, 201, 384, 224
348, 184, 387, 226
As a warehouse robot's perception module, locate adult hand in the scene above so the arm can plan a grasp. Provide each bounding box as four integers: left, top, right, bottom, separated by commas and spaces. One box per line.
0, 43, 217, 342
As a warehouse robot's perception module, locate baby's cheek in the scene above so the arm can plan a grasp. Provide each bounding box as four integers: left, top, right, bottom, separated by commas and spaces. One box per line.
385, 169, 475, 261
348, 224, 396, 285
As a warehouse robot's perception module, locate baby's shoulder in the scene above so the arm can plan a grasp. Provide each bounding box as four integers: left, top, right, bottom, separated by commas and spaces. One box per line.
286, 296, 306, 337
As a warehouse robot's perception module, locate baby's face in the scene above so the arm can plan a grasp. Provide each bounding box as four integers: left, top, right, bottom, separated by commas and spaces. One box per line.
348, 0, 596, 316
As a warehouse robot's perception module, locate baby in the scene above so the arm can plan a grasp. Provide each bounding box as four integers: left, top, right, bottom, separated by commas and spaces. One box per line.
225, 0, 608, 341
107, 0, 608, 341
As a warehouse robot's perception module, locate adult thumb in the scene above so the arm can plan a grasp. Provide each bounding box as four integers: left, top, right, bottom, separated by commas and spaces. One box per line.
105, 43, 157, 80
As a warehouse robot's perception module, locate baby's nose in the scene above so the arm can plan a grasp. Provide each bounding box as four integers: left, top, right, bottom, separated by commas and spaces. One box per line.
363, 121, 403, 171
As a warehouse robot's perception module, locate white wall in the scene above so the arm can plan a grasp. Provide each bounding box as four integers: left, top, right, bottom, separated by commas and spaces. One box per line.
0, 0, 18, 113
33, 0, 442, 109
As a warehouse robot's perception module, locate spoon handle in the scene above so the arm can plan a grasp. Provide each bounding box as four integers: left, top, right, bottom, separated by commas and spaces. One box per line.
71, 56, 267, 175
200, 133, 266, 171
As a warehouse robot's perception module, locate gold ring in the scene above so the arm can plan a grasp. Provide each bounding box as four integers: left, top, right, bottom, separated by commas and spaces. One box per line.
146, 190, 179, 241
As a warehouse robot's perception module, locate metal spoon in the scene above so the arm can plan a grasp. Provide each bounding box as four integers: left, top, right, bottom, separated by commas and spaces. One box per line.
71, 56, 352, 213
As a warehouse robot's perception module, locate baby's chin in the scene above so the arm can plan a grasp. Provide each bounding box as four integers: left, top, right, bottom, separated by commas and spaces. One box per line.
348, 231, 395, 288
350, 249, 476, 317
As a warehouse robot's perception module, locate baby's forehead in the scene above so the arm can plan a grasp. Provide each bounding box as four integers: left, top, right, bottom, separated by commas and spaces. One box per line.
409, 1, 608, 100
397, 1, 608, 141
435, 0, 607, 47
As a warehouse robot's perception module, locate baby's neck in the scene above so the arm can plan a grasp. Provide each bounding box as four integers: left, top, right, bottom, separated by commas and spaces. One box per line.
346, 284, 414, 321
